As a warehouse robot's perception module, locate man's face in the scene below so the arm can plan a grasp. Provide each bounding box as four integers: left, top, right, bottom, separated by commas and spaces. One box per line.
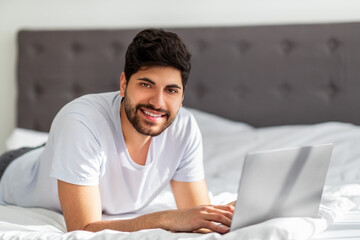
120, 66, 184, 136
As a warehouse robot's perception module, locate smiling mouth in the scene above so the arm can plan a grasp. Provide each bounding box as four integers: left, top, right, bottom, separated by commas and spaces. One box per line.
142, 109, 165, 118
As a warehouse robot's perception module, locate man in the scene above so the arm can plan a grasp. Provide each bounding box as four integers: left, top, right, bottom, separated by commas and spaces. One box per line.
0, 29, 233, 233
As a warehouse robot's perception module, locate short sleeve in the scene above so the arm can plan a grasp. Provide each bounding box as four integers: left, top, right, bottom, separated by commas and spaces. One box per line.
49, 114, 103, 186
171, 112, 205, 182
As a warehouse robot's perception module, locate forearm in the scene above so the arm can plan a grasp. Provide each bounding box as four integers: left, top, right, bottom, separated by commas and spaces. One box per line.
82, 211, 170, 232
81, 205, 233, 234
58, 180, 231, 233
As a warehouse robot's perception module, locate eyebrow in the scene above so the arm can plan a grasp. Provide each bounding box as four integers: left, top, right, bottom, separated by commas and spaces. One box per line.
137, 77, 182, 90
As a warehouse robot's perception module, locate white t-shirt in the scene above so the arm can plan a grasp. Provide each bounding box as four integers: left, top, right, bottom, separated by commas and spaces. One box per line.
0, 92, 204, 214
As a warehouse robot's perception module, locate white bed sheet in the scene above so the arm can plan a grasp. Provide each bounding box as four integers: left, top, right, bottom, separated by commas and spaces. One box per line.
1, 108, 360, 240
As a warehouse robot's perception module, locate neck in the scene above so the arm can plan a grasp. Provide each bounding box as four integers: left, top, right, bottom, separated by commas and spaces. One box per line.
120, 101, 152, 165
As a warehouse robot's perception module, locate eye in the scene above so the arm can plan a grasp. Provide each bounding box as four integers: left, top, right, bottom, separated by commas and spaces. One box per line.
166, 88, 179, 94
139, 82, 151, 88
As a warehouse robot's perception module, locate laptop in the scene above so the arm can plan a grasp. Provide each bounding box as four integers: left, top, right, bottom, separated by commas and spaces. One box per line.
230, 143, 333, 231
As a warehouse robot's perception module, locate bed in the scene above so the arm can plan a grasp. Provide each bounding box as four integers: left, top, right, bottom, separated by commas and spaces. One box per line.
1, 22, 360, 239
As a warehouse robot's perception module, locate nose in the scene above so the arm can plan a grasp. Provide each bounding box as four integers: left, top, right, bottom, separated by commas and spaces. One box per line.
148, 90, 165, 110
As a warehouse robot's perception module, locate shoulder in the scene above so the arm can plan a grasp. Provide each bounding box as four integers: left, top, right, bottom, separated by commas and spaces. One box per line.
55, 92, 119, 122
61, 92, 118, 113
49, 92, 120, 137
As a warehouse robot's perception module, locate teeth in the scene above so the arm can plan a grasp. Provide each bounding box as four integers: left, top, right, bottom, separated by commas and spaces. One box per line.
143, 110, 163, 117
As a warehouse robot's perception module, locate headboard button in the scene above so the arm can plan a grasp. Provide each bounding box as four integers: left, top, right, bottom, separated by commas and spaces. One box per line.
72, 83, 83, 96
28, 42, 44, 56
238, 40, 250, 54
34, 83, 44, 96
327, 38, 340, 52
281, 40, 294, 54
326, 80, 341, 99
71, 42, 84, 54
278, 82, 292, 97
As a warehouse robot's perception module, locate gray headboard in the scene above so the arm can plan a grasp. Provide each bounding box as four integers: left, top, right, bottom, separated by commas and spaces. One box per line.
17, 22, 360, 132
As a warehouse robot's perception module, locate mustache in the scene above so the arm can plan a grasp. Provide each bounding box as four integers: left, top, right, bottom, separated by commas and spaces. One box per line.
136, 104, 170, 116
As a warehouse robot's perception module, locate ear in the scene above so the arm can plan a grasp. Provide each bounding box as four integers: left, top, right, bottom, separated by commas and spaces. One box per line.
120, 72, 127, 97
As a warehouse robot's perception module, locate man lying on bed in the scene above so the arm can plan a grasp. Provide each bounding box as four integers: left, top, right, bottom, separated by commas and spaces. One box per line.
0, 28, 233, 234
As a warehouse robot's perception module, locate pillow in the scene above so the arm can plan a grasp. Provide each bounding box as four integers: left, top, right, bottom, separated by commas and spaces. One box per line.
6, 128, 49, 151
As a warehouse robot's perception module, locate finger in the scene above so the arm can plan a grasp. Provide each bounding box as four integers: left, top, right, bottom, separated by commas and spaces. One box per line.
201, 206, 233, 220
204, 213, 232, 227
193, 228, 213, 234
212, 204, 235, 213
201, 220, 230, 234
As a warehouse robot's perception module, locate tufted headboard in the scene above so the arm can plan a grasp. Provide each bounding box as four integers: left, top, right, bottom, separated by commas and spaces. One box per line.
17, 22, 360, 131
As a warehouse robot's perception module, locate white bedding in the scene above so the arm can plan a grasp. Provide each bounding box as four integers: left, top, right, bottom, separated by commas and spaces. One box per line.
1, 108, 360, 240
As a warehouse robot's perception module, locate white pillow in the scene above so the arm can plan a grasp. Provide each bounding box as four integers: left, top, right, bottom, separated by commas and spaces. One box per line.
6, 128, 49, 151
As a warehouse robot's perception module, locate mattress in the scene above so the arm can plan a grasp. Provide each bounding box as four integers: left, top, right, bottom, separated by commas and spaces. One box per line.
1, 108, 360, 240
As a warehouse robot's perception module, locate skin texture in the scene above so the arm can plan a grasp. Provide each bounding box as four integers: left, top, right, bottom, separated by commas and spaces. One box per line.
57, 66, 234, 234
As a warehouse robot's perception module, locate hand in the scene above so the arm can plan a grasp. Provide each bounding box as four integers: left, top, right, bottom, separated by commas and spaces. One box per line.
159, 204, 234, 234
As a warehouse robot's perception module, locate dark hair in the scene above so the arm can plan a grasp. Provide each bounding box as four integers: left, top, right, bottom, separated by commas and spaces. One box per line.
124, 28, 192, 88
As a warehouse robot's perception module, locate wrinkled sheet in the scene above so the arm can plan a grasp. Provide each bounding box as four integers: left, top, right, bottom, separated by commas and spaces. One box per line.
0, 185, 359, 240
1, 109, 360, 240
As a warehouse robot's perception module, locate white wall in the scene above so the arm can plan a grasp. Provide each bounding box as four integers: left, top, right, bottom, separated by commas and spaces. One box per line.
1, 0, 360, 153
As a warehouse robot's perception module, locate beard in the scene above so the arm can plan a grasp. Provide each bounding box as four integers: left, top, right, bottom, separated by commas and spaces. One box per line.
122, 94, 177, 137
